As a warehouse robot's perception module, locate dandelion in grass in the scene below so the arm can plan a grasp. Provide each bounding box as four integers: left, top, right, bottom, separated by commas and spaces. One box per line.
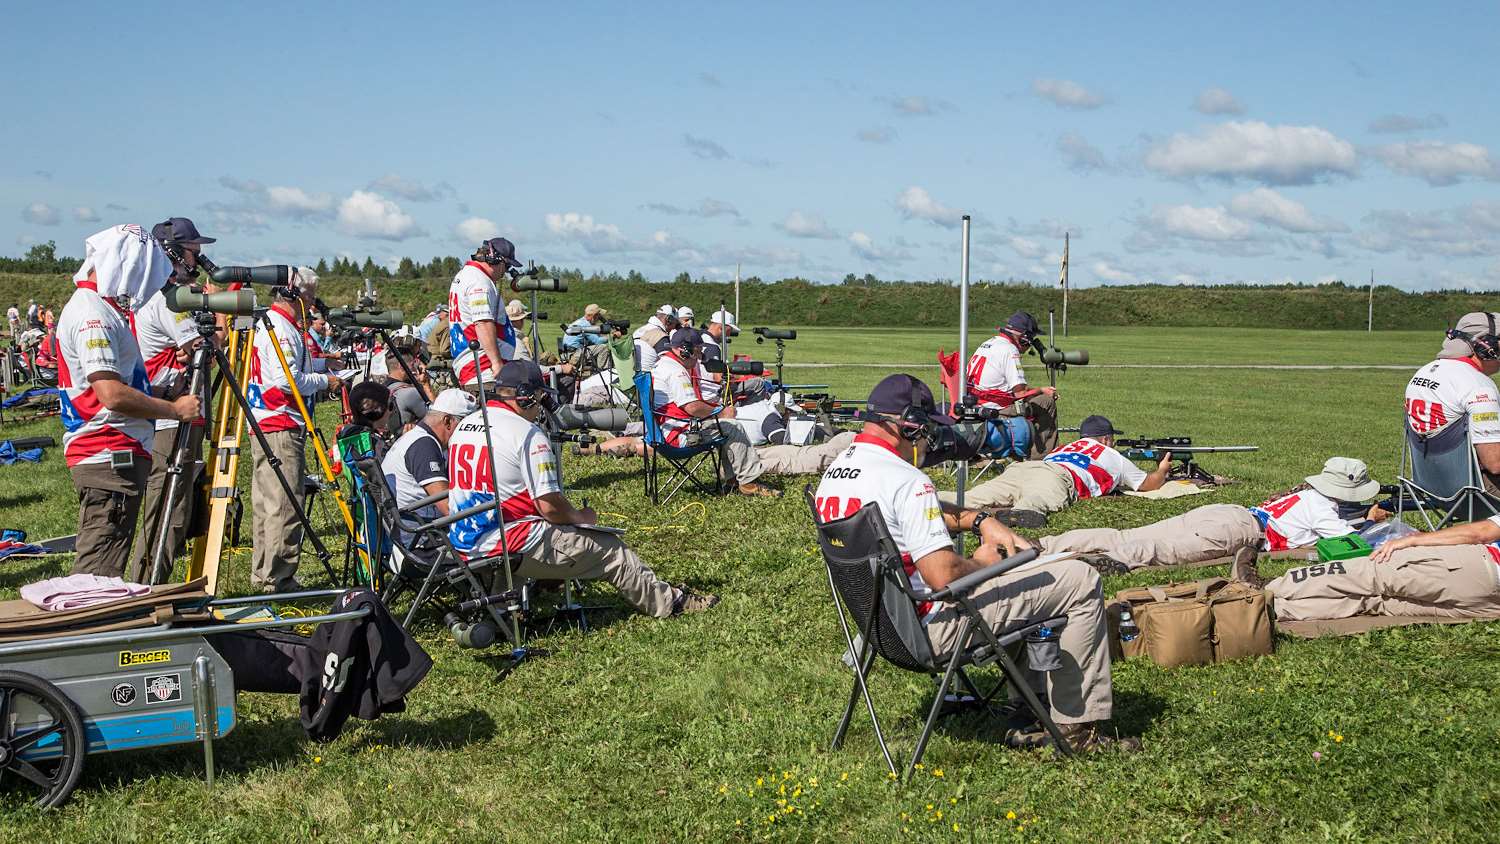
953, 823, 961, 832
1007, 811, 1017, 820
807, 777, 818, 787
840, 772, 849, 782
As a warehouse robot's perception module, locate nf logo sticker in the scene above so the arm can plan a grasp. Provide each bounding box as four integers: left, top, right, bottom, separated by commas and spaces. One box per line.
111, 683, 137, 706
144, 673, 183, 704
119, 649, 171, 668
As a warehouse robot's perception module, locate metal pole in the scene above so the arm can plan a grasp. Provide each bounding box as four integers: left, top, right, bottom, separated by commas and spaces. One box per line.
1368, 269, 1374, 332
1061, 232, 1070, 338
734, 263, 741, 323
956, 215, 971, 516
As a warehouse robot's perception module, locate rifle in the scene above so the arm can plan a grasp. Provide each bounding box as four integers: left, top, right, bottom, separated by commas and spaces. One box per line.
1116, 436, 1258, 485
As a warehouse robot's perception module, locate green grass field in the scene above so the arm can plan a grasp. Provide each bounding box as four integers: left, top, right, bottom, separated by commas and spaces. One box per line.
0, 326, 1496, 842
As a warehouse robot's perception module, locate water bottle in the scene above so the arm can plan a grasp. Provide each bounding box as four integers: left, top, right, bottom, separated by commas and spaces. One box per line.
1025, 625, 1063, 672
1118, 608, 1140, 643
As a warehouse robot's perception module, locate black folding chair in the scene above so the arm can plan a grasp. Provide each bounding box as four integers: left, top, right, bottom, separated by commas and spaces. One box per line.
805, 488, 1074, 779
634, 370, 726, 504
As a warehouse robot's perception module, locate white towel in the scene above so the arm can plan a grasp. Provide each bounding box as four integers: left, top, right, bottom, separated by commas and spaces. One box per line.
19, 573, 150, 612
72, 224, 172, 311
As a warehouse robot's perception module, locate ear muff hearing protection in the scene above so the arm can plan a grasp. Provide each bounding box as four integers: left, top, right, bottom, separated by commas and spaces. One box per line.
1447, 313, 1500, 361
854, 405, 941, 449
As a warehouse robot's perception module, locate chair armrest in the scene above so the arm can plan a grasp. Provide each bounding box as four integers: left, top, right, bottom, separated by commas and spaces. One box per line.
400, 489, 449, 514
928, 548, 1040, 600
425, 498, 499, 529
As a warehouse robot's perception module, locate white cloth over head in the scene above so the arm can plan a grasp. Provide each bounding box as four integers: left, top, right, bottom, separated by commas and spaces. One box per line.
72, 224, 172, 311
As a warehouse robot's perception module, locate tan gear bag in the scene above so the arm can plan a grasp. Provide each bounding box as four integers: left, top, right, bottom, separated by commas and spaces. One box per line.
1108, 577, 1274, 668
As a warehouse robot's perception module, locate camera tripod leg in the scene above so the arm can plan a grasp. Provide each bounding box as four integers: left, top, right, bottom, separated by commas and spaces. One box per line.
148, 338, 213, 586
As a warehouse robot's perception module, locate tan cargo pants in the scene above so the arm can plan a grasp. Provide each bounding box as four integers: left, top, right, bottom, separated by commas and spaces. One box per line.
925, 556, 1113, 724
250, 428, 307, 590
938, 460, 1076, 513
683, 420, 765, 486
757, 431, 857, 476
521, 524, 678, 617
70, 458, 151, 578
1266, 545, 1500, 622
127, 424, 206, 583
1040, 504, 1264, 570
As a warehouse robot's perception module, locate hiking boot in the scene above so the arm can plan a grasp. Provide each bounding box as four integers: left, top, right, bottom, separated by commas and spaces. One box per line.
1079, 554, 1132, 576
995, 509, 1048, 529
736, 481, 782, 498
1007, 721, 1142, 753
671, 585, 719, 616
1230, 545, 1267, 589
572, 442, 601, 457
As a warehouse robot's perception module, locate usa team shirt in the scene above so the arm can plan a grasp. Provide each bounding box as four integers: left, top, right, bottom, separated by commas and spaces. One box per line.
447, 262, 516, 385
446, 403, 561, 558
246, 303, 328, 433
813, 434, 953, 622
56, 284, 154, 467
651, 352, 710, 446
966, 335, 1027, 408
1248, 488, 1359, 551
1404, 357, 1500, 444
135, 293, 199, 433
1043, 437, 1148, 499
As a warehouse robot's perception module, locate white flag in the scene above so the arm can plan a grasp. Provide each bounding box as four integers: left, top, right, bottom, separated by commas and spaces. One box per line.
1058, 236, 1069, 289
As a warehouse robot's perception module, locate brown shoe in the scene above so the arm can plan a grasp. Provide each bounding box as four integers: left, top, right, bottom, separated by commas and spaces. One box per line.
671, 585, 720, 616
1008, 720, 1142, 753
1230, 545, 1267, 589
736, 481, 782, 498
1078, 554, 1131, 576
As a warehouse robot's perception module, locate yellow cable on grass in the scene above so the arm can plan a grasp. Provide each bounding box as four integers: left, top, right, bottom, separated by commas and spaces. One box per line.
597, 501, 708, 534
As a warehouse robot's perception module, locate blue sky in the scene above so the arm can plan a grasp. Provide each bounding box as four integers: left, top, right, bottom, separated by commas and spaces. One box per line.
3, 1, 1497, 290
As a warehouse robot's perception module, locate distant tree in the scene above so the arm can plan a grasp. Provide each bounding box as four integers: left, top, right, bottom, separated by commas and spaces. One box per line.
397, 257, 420, 279
625, 269, 647, 284
315, 258, 329, 274
842, 272, 858, 286
673, 271, 692, 284
24, 241, 57, 265
360, 257, 379, 277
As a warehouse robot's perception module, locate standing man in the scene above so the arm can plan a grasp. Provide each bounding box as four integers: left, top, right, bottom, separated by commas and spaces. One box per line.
562, 303, 609, 352
632, 304, 676, 373
246, 267, 341, 593
6, 303, 18, 337
449, 237, 520, 389
127, 217, 217, 582
813, 374, 1134, 751
58, 225, 200, 577
381, 388, 475, 527
26, 298, 39, 329
1404, 311, 1500, 492
966, 311, 1059, 458
447, 360, 718, 617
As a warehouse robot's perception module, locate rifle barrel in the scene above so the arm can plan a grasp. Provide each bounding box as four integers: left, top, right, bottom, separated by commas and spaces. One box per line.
1126, 445, 1258, 455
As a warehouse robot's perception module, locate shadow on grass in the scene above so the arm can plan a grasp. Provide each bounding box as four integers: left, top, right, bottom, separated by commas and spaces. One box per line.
356, 707, 498, 750
566, 468, 646, 491
0, 556, 66, 590
0, 490, 47, 508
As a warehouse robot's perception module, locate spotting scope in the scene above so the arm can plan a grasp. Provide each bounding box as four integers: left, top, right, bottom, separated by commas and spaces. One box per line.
704, 358, 764, 376
210, 265, 290, 286
1039, 348, 1089, 367
753, 327, 797, 341
326, 307, 405, 330
164, 285, 257, 315
551, 405, 630, 433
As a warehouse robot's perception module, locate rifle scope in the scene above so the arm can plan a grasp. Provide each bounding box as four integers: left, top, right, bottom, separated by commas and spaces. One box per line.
165, 285, 257, 315
326, 307, 405, 330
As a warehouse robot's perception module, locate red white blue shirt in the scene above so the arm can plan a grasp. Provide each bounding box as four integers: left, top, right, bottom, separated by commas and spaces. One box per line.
134, 293, 199, 433
813, 434, 952, 622
447, 261, 516, 385
1043, 437, 1148, 499
446, 403, 561, 558
1248, 488, 1359, 551
651, 351, 712, 446
56, 283, 153, 467
1404, 357, 1500, 444
247, 303, 327, 433
966, 334, 1027, 409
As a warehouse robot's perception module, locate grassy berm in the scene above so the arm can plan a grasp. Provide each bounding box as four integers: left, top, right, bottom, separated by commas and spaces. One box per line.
0, 327, 1495, 842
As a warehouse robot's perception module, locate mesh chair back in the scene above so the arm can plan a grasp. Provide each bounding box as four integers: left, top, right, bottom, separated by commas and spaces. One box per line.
1407, 416, 1478, 499
807, 492, 937, 672
351, 456, 441, 575
633, 371, 667, 447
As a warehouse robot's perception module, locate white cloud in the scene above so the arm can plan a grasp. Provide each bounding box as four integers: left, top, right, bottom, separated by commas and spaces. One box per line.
1142, 120, 1358, 185
857, 126, 897, 144
1149, 204, 1254, 241
883, 95, 952, 116
1091, 260, 1139, 283
1227, 188, 1347, 234
1006, 236, 1046, 260
1356, 201, 1500, 258
1057, 132, 1109, 173
366, 175, 454, 202
896, 186, 964, 228
336, 191, 423, 240
453, 217, 497, 244
641, 198, 742, 220
72, 206, 100, 223
683, 134, 731, 160
848, 231, 912, 262
1368, 113, 1447, 134
544, 211, 628, 253
1372, 141, 1499, 186
21, 202, 59, 226
777, 211, 839, 240
1193, 87, 1245, 115
266, 185, 334, 217
1032, 78, 1109, 110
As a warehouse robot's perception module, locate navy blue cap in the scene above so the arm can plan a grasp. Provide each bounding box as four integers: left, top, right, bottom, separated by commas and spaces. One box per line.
668, 327, 703, 350
866, 374, 956, 425
1005, 311, 1039, 337
498, 359, 546, 391
1079, 415, 1123, 438
152, 217, 215, 245
479, 237, 522, 269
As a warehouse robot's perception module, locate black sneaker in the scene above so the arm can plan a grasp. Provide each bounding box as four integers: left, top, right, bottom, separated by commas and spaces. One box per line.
995, 509, 1048, 529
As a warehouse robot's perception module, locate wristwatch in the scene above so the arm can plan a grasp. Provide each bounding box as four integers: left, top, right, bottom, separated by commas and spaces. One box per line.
969, 511, 993, 536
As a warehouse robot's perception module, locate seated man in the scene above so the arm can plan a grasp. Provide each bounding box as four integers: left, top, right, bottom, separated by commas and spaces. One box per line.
632, 304, 676, 373
814, 374, 1135, 751
967, 311, 1059, 458
563, 303, 609, 351
384, 341, 431, 436
1041, 457, 1391, 572
942, 415, 1169, 514
447, 360, 718, 617
381, 388, 475, 531
1404, 311, 1500, 492
1236, 514, 1500, 623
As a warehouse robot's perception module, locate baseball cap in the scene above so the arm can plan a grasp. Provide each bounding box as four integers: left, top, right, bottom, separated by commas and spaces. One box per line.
1005, 311, 1040, 337
151, 217, 215, 245
349, 381, 392, 424
710, 308, 738, 329
1440, 311, 1500, 359
498, 359, 547, 391
865, 374, 956, 425
480, 237, 522, 269
668, 327, 704, 350
505, 299, 530, 320
584, 303, 603, 317
677, 306, 695, 322
655, 304, 676, 319
1305, 456, 1381, 503
431, 388, 477, 418
1079, 415, 1123, 438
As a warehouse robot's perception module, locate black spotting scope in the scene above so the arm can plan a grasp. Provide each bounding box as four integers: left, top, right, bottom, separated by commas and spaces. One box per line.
326, 307, 405, 330
704, 358, 764, 376
753, 327, 797, 341
164, 285, 257, 315
209, 265, 290, 286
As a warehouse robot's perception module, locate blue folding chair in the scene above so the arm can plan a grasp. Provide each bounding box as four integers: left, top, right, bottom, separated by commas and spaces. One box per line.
1397, 416, 1500, 529
633, 371, 726, 504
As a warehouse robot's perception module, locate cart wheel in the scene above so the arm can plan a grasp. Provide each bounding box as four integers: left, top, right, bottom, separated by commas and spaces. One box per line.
0, 670, 86, 808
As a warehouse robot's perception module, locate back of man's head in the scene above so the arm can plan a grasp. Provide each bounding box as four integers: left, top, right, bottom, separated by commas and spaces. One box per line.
1440, 311, 1500, 361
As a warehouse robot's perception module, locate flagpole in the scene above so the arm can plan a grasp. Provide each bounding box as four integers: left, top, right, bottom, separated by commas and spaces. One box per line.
1061, 232, 1070, 337
734, 263, 741, 321
1367, 269, 1374, 332
956, 215, 972, 517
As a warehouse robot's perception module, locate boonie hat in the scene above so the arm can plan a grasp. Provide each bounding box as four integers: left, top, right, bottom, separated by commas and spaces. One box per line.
584, 303, 603, 317
431, 388, 477, 418
1079, 415, 1123, 438
865, 374, 956, 425
677, 306, 695, 323
152, 216, 215, 245
505, 299, 530, 320
1305, 456, 1381, 503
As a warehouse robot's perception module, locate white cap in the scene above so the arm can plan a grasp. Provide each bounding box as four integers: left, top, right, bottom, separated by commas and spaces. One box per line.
677, 306, 695, 322
710, 308, 737, 329
431, 388, 477, 418
656, 304, 676, 319
291, 266, 319, 295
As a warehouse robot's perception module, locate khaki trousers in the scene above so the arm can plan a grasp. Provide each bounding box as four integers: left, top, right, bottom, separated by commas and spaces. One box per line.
70, 458, 151, 578
250, 428, 307, 590
998, 393, 1058, 459
127, 424, 206, 583
757, 431, 857, 476
521, 524, 677, 617
939, 460, 1076, 513
925, 557, 1113, 725
1266, 546, 1500, 622
697, 421, 763, 485
1040, 504, 1264, 571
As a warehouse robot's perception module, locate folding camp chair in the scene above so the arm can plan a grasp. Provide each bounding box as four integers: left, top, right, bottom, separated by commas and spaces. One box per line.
633, 371, 726, 504
805, 489, 1074, 779
1396, 416, 1500, 529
